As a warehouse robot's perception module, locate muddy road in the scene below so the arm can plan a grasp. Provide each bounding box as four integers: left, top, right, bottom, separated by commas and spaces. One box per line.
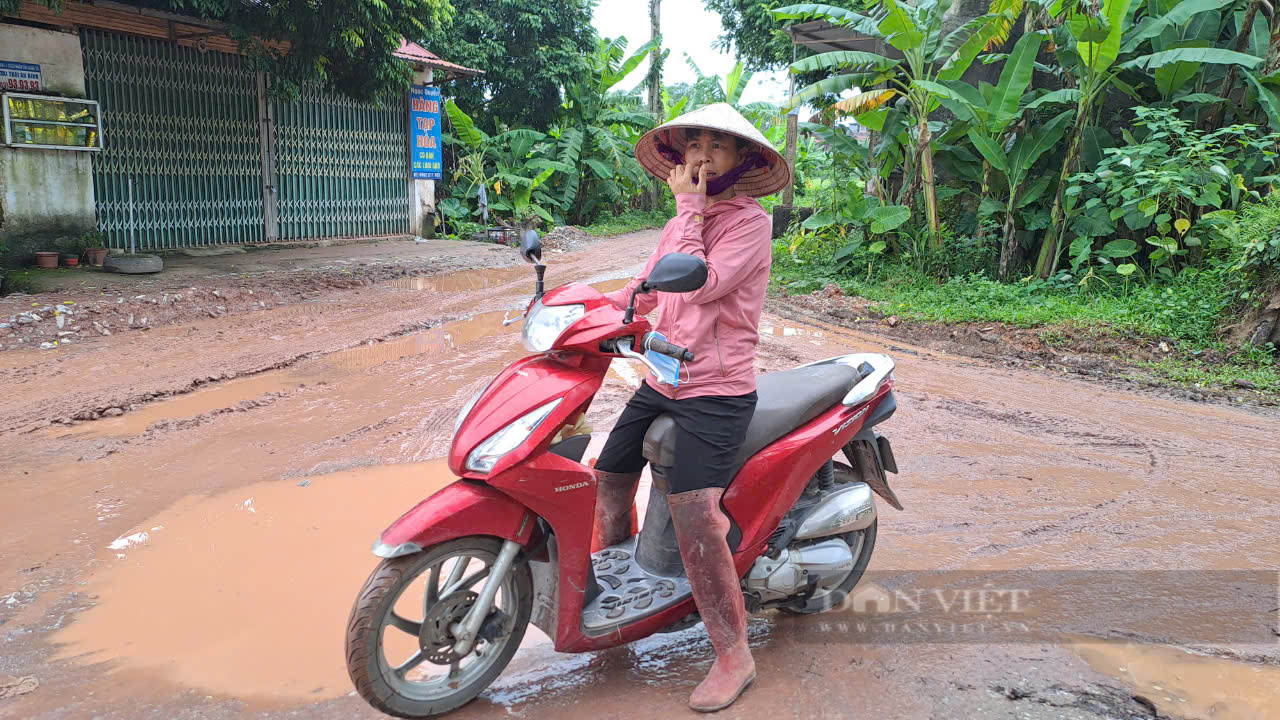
1, 231, 1277, 720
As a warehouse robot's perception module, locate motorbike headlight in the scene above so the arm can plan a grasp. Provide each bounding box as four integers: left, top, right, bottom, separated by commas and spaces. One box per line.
454, 390, 482, 435
522, 300, 585, 353
465, 397, 562, 474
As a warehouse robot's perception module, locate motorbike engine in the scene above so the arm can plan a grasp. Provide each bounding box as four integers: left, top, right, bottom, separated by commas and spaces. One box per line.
742, 538, 854, 605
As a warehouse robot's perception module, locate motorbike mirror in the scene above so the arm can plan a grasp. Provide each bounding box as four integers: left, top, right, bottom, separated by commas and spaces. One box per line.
519, 230, 542, 265
643, 252, 707, 293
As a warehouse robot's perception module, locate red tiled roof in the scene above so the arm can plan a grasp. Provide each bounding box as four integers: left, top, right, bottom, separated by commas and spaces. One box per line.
395, 41, 482, 77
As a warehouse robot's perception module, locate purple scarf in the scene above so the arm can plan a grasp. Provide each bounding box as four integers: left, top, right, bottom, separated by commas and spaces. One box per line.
655, 130, 771, 196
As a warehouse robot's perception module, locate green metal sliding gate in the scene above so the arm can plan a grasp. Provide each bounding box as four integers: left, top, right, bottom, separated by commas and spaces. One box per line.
82, 30, 265, 248
273, 83, 410, 239
81, 30, 410, 249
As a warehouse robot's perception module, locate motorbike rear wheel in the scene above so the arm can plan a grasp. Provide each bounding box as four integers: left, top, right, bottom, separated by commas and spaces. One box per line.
780, 464, 879, 615
346, 537, 532, 718
779, 520, 877, 615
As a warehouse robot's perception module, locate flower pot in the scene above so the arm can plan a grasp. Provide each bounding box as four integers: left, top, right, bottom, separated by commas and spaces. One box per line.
86, 248, 108, 266
34, 252, 59, 269
62, 256, 80, 267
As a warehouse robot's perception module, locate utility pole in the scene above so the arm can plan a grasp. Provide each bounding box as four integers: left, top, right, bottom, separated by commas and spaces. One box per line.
646, 0, 662, 211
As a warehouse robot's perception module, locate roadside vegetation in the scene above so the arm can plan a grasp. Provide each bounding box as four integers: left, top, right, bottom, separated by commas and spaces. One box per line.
11, 0, 1276, 399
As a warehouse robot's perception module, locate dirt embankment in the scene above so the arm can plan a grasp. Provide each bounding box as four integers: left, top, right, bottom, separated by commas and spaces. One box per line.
0, 242, 525, 355
774, 284, 1278, 409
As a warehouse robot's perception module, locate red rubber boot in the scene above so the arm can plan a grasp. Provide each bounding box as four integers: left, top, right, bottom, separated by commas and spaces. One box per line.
668, 488, 756, 712
591, 469, 641, 553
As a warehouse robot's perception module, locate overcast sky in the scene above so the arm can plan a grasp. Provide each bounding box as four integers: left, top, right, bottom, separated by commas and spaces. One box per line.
591, 0, 791, 106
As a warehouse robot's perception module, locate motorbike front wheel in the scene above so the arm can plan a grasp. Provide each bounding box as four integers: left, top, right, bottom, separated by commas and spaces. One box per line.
346, 536, 532, 718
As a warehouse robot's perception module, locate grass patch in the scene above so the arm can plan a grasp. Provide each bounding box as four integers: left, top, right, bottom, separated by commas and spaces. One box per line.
1139, 355, 1280, 395
580, 201, 675, 237
773, 254, 1235, 347
0, 270, 48, 295
773, 245, 1278, 392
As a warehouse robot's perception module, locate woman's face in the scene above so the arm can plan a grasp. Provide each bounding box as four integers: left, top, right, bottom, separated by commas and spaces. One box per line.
682, 130, 743, 185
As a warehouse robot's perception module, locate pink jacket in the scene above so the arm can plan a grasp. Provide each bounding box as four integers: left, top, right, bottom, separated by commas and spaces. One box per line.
604, 192, 772, 400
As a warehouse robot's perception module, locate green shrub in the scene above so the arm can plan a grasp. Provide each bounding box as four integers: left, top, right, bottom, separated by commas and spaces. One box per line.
1065, 108, 1279, 281
773, 240, 1236, 346
581, 198, 676, 237
0, 269, 44, 295
1231, 194, 1280, 275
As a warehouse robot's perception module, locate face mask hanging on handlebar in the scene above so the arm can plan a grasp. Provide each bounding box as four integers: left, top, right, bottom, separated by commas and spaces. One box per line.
644, 331, 690, 387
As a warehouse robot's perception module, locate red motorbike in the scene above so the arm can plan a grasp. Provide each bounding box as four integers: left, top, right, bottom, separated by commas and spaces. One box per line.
345, 231, 903, 717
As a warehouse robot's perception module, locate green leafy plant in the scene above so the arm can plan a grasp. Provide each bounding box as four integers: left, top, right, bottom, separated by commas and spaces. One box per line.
1036, 0, 1267, 277
920, 30, 1074, 279
442, 100, 569, 228
775, 0, 1010, 243
1198, 192, 1280, 275
551, 35, 661, 224
1067, 107, 1279, 279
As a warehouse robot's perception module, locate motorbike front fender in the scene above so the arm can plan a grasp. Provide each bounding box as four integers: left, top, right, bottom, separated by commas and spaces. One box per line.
372, 479, 537, 558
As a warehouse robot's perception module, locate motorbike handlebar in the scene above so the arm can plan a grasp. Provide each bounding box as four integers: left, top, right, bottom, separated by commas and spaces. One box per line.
643, 334, 694, 363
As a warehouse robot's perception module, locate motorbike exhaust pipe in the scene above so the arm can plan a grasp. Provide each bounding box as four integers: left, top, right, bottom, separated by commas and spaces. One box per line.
794, 482, 877, 540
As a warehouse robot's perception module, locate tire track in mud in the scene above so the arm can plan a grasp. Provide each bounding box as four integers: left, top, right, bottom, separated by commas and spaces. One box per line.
5, 230, 1280, 720
0, 237, 652, 438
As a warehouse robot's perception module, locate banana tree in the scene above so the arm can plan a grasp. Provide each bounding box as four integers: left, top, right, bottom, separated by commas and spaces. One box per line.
774, 0, 1008, 246
968, 109, 1074, 279
442, 101, 570, 227
679, 55, 786, 135
918, 30, 1061, 271
553, 35, 660, 223
1033, 0, 1135, 278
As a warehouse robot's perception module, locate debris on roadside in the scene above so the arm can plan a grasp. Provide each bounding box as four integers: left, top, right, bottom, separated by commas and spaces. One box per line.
541, 226, 594, 253
0, 674, 39, 699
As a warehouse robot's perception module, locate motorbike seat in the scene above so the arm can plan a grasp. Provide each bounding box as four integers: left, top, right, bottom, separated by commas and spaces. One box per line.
641, 363, 861, 475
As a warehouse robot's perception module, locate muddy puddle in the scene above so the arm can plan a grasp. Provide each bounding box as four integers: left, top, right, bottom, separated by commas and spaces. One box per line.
51, 310, 521, 440
1073, 641, 1280, 719
53, 278, 637, 441
759, 323, 825, 339
47, 373, 309, 439
384, 266, 529, 293
52, 461, 473, 704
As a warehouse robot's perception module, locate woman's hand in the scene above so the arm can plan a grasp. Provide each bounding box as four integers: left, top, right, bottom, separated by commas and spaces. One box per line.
667, 161, 707, 196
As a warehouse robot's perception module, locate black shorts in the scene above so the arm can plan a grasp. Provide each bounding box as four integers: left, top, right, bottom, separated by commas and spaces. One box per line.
595, 383, 757, 495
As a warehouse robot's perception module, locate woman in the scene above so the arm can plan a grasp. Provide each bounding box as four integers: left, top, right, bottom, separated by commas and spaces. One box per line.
591, 103, 790, 712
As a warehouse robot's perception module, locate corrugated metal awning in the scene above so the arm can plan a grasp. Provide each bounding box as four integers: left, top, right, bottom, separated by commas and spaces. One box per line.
394, 41, 483, 83
783, 20, 882, 54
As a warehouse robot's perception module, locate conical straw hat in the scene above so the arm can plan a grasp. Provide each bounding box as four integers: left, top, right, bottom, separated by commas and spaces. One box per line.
635, 103, 790, 198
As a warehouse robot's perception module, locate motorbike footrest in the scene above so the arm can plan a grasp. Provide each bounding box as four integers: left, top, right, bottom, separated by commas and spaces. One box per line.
582, 536, 692, 634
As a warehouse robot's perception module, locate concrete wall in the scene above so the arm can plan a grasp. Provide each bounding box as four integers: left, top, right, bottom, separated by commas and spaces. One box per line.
0, 23, 96, 267
0, 23, 86, 97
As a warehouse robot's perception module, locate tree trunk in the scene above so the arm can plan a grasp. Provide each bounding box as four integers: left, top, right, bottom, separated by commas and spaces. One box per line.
918, 114, 941, 245
1036, 123, 1085, 278
783, 111, 798, 205
976, 161, 992, 241
1205, 0, 1261, 132
1228, 288, 1280, 348
644, 0, 663, 211
897, 150, 921, 210
999, 198, 1018, 281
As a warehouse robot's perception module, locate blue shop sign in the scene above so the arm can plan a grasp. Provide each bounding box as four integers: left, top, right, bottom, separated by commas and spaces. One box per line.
410, 85, 442, 180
